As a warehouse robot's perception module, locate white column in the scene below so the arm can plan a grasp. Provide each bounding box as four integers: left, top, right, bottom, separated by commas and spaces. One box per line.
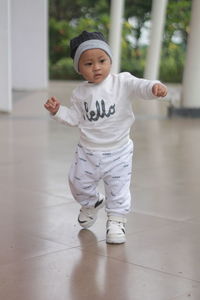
11, 0, 48, 90
0, 0, 12, 112
181, 0, 200, 108
109, 0, 124, 74
144, 0, 168, 80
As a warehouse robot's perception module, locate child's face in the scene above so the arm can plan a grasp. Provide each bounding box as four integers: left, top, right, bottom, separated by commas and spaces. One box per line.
78, 49, 111, 84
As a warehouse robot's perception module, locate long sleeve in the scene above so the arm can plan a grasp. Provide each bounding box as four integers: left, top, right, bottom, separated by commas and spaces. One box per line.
52, 104, 80, 126
124, 73, 160, 100
51, 88, 82, 126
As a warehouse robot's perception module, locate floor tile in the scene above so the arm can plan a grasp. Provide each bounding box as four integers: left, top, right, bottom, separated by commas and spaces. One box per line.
0, 227, 66, 266
172, 285, 200, 299
82, 222, 200, 281
0, 247, 198, 300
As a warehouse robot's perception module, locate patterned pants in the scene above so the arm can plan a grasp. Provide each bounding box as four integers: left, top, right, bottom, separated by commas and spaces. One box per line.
68, 139, 134, 216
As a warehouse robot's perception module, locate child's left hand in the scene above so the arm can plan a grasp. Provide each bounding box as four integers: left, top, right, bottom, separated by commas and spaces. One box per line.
152, 83, 168, 97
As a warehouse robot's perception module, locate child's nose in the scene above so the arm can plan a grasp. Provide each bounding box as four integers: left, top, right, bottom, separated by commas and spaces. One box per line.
93, 63, 100, 71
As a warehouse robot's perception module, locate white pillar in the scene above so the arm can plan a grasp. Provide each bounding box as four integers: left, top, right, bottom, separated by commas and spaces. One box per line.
109, 0, 124, 74
181, 0, 200, 108
144, 0, 168, 80
0, 0, 12, 112
11, 0, 48, 90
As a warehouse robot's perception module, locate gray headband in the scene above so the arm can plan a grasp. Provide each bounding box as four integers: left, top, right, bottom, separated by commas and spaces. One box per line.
73, 39, 112, 73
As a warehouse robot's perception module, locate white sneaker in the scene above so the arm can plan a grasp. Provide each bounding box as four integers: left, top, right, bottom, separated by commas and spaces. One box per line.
78, 194, 105, 229
106, 215, 127, 244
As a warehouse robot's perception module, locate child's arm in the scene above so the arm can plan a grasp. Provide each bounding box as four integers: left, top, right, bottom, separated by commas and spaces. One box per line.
152, 83, 168, 98
124, 73, 168, 100
44, 95, 80, 127
44, 96, 61, 115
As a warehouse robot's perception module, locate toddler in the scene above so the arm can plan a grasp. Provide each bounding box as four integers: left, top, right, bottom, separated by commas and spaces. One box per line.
44, 31, 167, 244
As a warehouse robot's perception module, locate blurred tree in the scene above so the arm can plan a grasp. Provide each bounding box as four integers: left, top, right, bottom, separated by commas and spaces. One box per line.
164, 0, 191, 48
160, 0, 192, 82
49, 0, 110, 21
125, 0, 152, 51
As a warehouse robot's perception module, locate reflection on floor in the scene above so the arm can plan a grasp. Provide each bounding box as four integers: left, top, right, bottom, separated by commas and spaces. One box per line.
0, 81, 200, 300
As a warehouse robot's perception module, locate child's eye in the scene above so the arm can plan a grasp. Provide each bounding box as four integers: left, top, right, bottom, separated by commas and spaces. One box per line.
100, 59, 106, 63
85, 62, 92, 66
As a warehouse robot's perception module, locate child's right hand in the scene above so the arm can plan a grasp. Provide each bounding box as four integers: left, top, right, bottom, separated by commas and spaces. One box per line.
44, 96, 61, 115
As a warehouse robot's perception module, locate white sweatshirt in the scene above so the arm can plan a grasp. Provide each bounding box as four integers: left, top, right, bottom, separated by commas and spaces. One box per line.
52, 72, 159, 150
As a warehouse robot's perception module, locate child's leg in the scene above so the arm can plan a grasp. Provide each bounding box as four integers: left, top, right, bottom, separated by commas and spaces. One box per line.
102, 140, 134, 217
68, 144, 105, 228
68, 144, 101, 207
101, 140, 134, 243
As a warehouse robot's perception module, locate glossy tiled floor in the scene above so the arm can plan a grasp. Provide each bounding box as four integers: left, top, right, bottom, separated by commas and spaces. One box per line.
0, 81, 200, 300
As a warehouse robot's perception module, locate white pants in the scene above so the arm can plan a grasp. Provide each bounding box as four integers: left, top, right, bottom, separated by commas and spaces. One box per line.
68, 140, 134, 216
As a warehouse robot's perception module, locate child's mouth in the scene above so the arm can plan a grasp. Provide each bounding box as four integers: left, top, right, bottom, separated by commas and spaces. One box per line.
94, 74, 102, 78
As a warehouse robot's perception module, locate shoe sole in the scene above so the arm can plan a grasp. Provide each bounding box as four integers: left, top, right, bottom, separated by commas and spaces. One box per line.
106, 237, 126, 244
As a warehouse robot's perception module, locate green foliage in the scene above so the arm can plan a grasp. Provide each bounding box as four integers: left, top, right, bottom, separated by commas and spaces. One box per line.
49, 18, 71, 64
160, 43, 185, 83
49, 57, 81, 80
159, 0, 191, 82
165, 0, 191, 47
49, 0, 110, 21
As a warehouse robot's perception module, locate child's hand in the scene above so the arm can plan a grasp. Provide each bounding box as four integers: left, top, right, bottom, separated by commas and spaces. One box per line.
152, 83, 168, 97
44, 96, 61, 115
